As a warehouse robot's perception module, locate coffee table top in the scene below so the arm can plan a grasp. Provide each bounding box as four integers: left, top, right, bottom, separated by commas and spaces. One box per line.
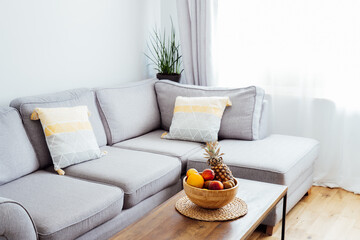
111, 178, 287, 240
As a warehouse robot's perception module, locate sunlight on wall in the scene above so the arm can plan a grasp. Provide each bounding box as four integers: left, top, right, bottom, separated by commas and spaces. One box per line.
217, 0, 360, 193
217, 0, 360, 111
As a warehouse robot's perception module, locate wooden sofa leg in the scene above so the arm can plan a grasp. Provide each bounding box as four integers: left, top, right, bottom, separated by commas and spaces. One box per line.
265, 223, 280, 236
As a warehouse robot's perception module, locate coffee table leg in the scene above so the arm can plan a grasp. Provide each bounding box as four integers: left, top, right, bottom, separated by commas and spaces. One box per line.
281, 193, 287, 240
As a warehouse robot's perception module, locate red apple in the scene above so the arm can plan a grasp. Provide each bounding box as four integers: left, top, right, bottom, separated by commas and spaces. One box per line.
208, 180, 224, 190
203, 181, 211, 189
201, 169, 215, 181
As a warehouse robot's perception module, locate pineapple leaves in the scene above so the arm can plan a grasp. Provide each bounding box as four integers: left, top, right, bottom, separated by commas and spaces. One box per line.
203, 141, 234, 182
216, 148, 220, 155
203, 141, 225, 160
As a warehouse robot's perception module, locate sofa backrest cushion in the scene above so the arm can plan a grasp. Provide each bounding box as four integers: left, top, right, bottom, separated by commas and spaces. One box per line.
259, 97, 271, 139
0, 107, 39, 185
96, 79, 161, 145
155, 80, 265, 140
10, 89, 107, 168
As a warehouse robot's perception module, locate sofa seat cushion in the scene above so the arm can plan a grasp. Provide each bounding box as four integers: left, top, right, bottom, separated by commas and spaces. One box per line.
113, 130, 203, 173
187, 134, 319, 188
0, 170, 123, 240
64, 146, 181, 209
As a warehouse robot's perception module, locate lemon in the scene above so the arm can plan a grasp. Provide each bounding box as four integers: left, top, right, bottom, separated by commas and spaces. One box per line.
186, 168, 199, 178
187, 173, 204, 188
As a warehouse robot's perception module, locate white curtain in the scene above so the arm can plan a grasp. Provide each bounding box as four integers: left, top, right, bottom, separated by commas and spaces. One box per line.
176, 0, 218, 86
217, 0, 360, 193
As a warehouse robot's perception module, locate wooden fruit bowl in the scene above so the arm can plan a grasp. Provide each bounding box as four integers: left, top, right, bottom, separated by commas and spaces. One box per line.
183, 177, 239, 209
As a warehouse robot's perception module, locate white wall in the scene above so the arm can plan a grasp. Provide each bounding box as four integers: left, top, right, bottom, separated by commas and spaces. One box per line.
160, 0, 183, 80
0, 0, 161, 106
161, 0, 179, 34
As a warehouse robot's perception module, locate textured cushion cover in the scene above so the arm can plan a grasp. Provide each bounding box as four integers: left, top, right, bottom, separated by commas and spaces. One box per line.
63, 146, 181, 209
0, 197, 37, 240
31, 106, 103, 172
263, 166, 314, 226
0, 170, 123, 240
113, 130, 203, 172
162, 96, 232, 142
96, 79, 161, 145
0, 107, 39, 185
187, 134, 319, 186
77, 180, 182, 240
259, 99, 270, 139
155, 80, 265, 140
187, 135, 318, 227
10, 89, 107, 168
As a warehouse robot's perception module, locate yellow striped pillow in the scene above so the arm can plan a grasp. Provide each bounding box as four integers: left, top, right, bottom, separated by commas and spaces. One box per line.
161, 96, 232, 142
31, 106, 103, 175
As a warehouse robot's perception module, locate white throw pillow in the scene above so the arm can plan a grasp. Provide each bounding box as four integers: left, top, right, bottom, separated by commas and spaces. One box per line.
31, 106, 104, 175
162, 96, 232, 142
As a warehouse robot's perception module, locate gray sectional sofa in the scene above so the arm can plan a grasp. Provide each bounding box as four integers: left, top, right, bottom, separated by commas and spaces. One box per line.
0, 79, 319, 240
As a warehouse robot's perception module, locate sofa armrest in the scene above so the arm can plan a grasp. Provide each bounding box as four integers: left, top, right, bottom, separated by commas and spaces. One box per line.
0, 197, 37, 240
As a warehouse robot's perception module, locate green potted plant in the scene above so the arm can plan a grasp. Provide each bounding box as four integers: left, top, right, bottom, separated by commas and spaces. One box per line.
145, 21, 183, 82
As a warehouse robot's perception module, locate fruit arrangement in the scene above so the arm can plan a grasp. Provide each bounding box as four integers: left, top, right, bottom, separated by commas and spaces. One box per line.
186, 141, 236, 190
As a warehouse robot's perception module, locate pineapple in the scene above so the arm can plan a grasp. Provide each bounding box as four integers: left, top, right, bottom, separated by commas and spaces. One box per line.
204, 142, 235, 189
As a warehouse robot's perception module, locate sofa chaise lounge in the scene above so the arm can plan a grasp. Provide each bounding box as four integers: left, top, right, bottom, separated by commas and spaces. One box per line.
0, 79, 319, 240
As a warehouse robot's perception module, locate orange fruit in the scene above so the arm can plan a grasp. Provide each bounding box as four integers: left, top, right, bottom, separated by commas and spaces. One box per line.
186, 168, 199, 178
187, 173, 204, 188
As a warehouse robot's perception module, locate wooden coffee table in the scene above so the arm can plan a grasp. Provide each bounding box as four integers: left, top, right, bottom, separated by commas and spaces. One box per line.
111, 178, 288, 240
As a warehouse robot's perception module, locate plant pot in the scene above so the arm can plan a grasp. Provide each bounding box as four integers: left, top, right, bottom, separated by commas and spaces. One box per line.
156, 73, 181, 83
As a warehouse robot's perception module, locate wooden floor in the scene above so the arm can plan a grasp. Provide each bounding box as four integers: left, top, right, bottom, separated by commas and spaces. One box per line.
249, 186, 360, 240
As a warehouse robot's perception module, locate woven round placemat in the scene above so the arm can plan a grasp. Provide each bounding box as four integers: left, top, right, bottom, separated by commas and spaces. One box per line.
175, 196, 248, 221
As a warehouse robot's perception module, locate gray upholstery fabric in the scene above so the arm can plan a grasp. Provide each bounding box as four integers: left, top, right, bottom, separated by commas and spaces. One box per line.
262, 166, 313, 226
10, 89, 107, 168
188, 135, 318, 227
0, 170, 123, 240
96, 79, 161, 145
0, 107, 39, 185
0, 197, 37, 240
258, 98, 270, 139
63, 146, 181, 209
187, 134, 319, 186
113, 130, 203, 173
155, 80, 265, 140
77, 179, 182, 240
